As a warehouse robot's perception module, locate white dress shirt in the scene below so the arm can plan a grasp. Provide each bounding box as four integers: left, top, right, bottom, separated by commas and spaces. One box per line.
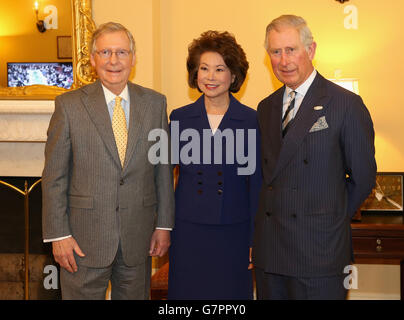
282, 69, 317, 119
102, 84, 131, 128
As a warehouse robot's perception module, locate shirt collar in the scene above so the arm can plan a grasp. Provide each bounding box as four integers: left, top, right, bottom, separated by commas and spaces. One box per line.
101, 84, 130, 105
285, 69, 317, 98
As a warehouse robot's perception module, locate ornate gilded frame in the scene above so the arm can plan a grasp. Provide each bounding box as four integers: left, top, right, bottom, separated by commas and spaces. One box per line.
360, 172, 403, 214
0, 0, 97, 100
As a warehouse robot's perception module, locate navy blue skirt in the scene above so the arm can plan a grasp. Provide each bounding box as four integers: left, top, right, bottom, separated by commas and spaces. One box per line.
168, 219, 252, 300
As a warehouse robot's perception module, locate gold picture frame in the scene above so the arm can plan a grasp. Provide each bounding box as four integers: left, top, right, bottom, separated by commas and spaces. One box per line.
360, 172, 403, 213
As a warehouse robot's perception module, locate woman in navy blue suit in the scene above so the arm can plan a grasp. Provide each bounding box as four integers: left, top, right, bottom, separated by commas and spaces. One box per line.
168, 31, 262, 299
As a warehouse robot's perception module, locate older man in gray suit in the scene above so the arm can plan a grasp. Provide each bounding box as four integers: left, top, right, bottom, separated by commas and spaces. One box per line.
253, 15, 376, 299
42, 22, 174, 299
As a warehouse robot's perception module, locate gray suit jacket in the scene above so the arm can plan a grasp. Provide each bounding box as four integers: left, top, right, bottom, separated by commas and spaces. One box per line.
42, 80, 175, 268
253, 73, 376, 278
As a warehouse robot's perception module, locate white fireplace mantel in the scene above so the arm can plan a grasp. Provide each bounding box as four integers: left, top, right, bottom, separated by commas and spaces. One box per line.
0, 100, 55, 177
0, 100, 54, 142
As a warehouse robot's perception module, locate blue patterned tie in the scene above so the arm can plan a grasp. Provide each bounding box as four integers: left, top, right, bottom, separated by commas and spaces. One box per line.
282, 91, 296, 137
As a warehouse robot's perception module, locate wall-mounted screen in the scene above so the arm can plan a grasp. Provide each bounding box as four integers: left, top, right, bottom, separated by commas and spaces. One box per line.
7, 62, 73, 89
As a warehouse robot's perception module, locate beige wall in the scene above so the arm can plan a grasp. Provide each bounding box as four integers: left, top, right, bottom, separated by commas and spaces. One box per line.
93, 0, 404, 172
92, 0, 402, 299
92, 0, 157, 90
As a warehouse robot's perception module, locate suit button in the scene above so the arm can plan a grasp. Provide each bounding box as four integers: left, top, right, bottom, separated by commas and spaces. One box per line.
303, 159, 309, 164
266, 211, 271, 217
264, 158, 268, 164
218, 181, 223, 186
292, 214, 297, 218
198, 190, 203, 195
218, 189, 223, 195
198, 181, 203, 185
116, 206, 119, 211
217, 171, 223, 176
120, 178, 124, 185
268, 185, 273, 191
197, 171, 203, 175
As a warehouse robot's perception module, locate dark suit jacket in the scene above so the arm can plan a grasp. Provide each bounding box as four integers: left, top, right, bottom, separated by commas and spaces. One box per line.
169, 94, 262, 240
253, 72, 376, 277
42, 80, 175, 268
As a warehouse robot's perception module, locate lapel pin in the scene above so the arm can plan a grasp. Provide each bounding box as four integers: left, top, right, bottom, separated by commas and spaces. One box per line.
313, 106, 323, 110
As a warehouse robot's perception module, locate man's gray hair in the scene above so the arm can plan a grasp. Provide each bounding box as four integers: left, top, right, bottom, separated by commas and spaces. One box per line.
264, 15, 314, 52
91, 22, 136, 54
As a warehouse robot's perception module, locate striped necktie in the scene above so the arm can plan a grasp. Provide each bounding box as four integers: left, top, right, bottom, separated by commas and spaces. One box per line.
282, 90, 296, 137
112, 96, 128, 167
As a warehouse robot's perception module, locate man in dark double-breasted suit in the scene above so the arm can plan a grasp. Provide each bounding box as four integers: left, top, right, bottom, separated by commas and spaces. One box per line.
253, 15, 376, 299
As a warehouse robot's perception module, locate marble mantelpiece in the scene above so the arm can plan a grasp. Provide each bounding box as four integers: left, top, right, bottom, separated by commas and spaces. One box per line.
0, 100, 54, 177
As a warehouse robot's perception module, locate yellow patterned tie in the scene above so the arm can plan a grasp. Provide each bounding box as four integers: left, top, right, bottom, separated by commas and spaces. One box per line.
112, 96, 128, 167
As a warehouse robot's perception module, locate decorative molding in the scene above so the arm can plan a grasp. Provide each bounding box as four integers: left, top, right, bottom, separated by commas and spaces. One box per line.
72, 0, 97, 87
0, 100, 54, 142
0, 85, 66, 100
0, 100, 54, 115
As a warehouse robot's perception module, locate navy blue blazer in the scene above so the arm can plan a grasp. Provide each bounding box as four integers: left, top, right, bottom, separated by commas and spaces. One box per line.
253, 73, 377, 277
169, 94, 262, 230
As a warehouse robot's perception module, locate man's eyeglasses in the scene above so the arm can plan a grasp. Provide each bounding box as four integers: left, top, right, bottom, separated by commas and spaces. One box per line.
96, 49, 131, 59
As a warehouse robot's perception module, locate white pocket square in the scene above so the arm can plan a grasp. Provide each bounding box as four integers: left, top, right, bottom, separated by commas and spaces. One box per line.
309, 116, 328, 133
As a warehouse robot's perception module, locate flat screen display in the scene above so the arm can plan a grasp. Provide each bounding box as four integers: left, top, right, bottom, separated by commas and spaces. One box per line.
7, 62, 73, 89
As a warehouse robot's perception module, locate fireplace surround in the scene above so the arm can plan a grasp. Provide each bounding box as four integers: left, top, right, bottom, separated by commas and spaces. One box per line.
0, 99, 60, 299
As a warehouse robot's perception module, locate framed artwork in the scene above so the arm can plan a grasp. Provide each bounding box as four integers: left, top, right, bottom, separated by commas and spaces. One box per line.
360, 172, 403, 214
57, 36, 72, 59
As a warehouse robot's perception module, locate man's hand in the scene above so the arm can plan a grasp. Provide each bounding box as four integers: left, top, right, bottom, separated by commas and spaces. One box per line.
52, 237, 85, 273
149, 229, 171, 257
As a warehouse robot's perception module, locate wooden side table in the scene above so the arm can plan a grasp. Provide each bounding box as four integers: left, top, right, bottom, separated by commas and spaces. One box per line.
351, 214, 404, 300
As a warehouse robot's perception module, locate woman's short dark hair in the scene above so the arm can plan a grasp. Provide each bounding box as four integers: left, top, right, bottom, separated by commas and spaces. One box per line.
187, 30, 249, 93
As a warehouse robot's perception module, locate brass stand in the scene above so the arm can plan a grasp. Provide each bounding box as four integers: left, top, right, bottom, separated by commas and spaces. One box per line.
0, 178, 42, 300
